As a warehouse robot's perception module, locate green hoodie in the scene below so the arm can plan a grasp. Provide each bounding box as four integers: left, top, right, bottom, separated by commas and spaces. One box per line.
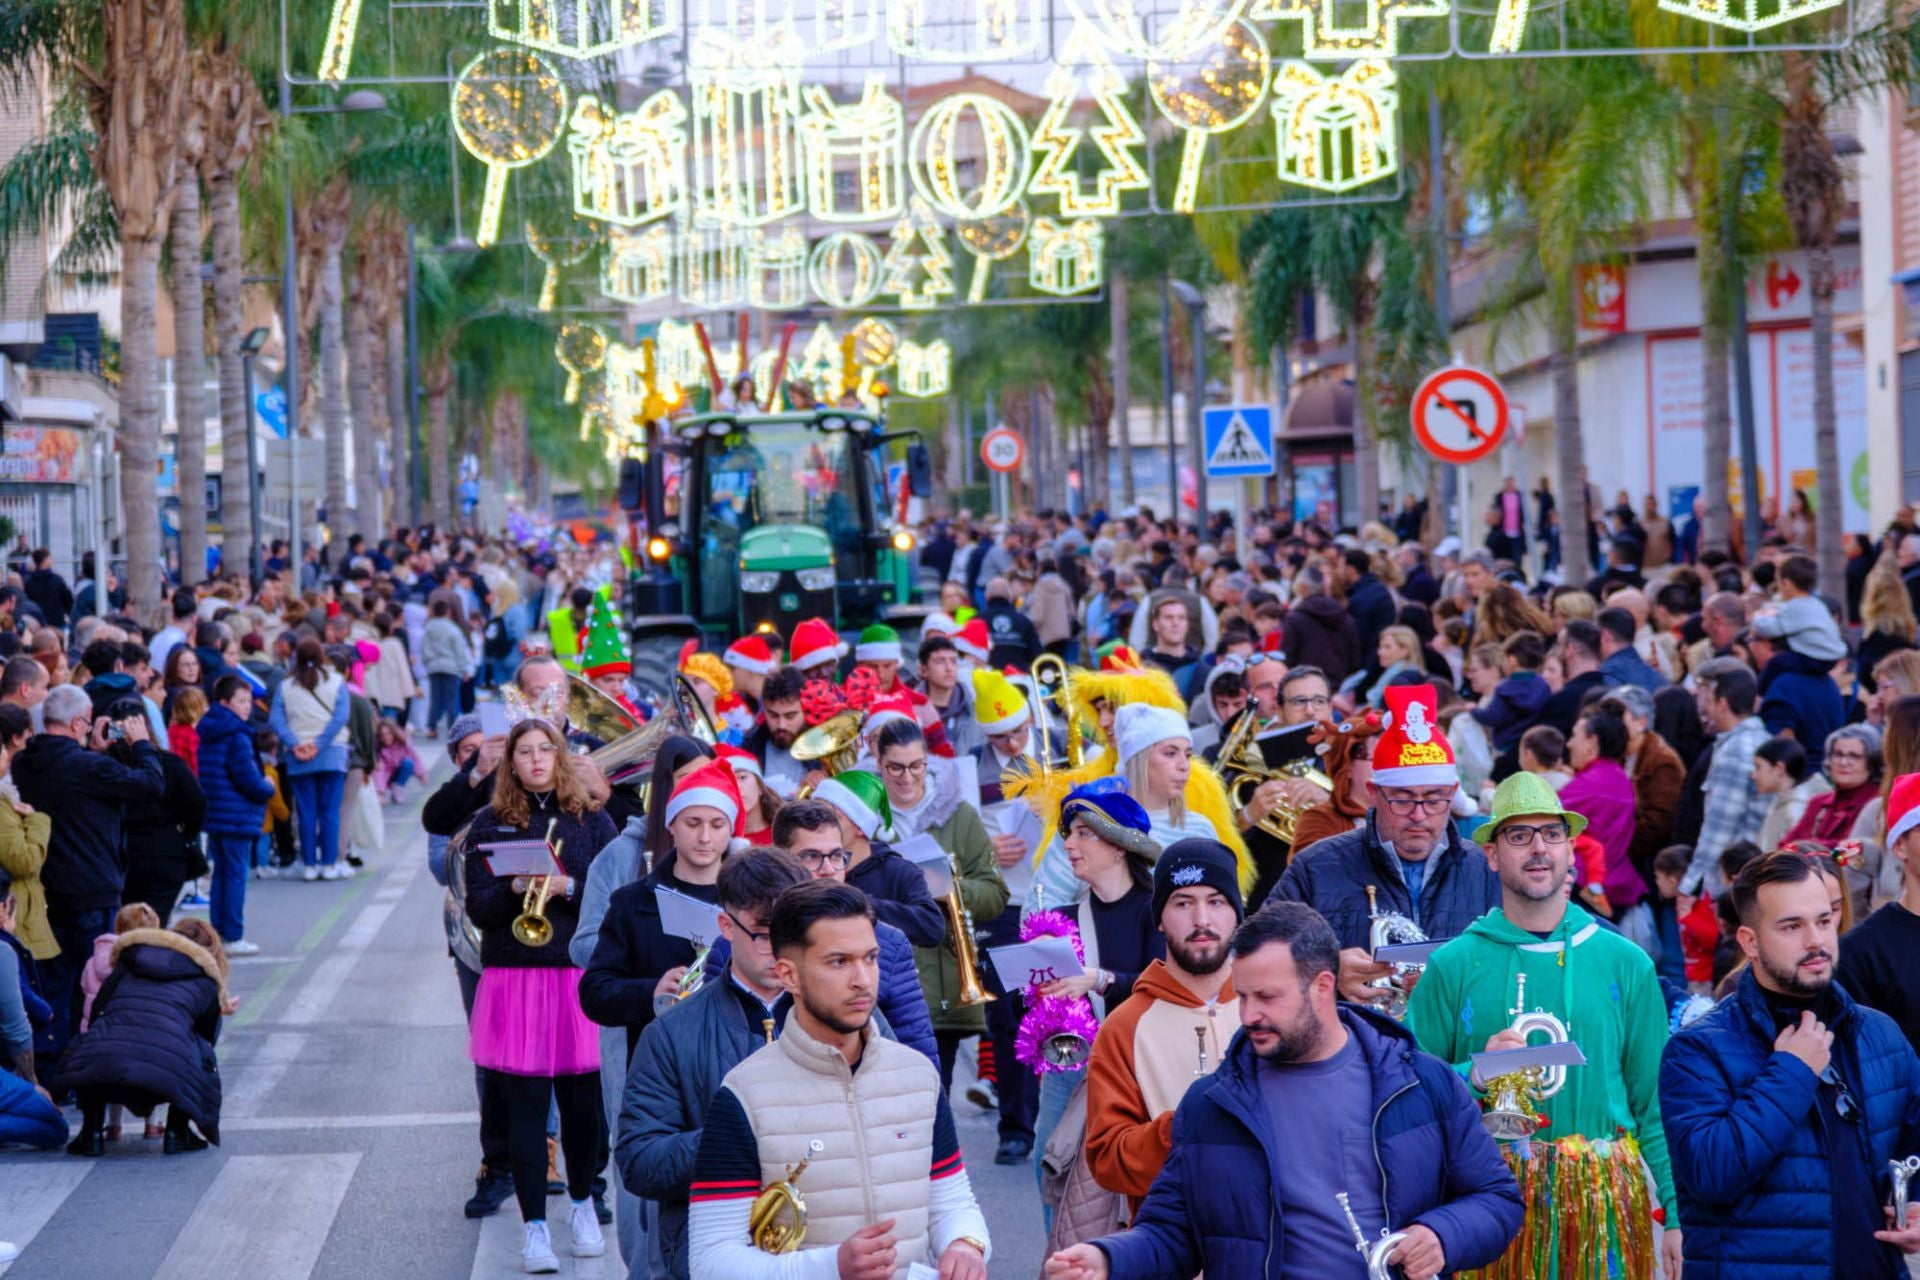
1405, 902, 1679, 1222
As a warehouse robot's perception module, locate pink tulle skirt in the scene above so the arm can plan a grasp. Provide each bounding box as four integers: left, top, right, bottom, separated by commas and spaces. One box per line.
469, 966, 600, 1077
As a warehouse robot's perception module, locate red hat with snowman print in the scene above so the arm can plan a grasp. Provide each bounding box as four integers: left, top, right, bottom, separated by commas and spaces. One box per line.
1369, 685, 1458, 788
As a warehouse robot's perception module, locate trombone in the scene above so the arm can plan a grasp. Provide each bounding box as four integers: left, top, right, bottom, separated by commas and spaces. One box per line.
1028, 654, 1081, 769
512, 818, 564, 948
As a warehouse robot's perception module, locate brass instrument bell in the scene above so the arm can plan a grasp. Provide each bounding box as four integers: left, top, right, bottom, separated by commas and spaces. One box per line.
791, 710, 864, 797
749, 1141, 822, 1253
511, 820, 563, 947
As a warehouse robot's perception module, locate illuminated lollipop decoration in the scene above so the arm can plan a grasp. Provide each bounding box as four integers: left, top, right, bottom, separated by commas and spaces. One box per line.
955, 200, 1032, 304
1149, 19, 1271, 214
850, 317, 898, 368
452, 49, 569, 249
525, 214, 597, 311
556, 322, 607, 404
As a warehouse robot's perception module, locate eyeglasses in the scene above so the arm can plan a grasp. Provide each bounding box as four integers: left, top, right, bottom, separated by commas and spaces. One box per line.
1379, 792, 1454, 816
726, 909, 772, 949
881, 758, 928, 779
1244, 653, 1285, 668
1827, 749, 1868, 764
796, 848, 852, 870
1820, 1065, 1859, 1122
1497, 822, 1572, 848
1282, 694, 1331, 710
513, 742, 559, 760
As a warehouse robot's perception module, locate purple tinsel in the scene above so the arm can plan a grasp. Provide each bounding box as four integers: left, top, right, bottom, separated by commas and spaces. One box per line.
1015, 910, 1098, 1073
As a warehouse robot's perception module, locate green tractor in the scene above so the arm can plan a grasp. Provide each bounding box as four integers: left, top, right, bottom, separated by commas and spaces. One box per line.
623, 406, 933, 680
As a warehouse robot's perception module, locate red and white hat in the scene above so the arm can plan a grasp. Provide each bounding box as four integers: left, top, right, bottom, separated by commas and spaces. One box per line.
1370, 685, 1458, 789
1888, 773, 1920, 847
789, 618, 847, 672
664, 760, 745, 834
864, 692, 917, 734
921, 611, 961, 640
715, 742, 763, 783
724, 634, 778, 676
954, 618, 990, 664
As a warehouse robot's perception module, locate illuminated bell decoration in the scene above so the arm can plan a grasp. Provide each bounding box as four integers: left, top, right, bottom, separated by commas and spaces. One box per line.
1028, 217, 1104, 297
568, 92, 688, 228
601, 225, 675, 304
1029, 24, 1148, 219
487, 0, 671, 58
556, 322, 608, 404
1064, 0, 1247, 60
688, 60, 804, 227
882, 197, 956, 310
957, 200, 1031, 304
677, 214, 749, 308
896, 340, 952, 397
748, 226, 809, 310
1252, 0, 1448, 60
1148, 20, 1271, 214
800, 78, 906, 224
886, 0, 1044, 62
1271, 59, 1399, 194
451, 49, 570, 249
909, 93, 1033, 220
1655, 0, 1842, 31
809, 231, 887, 309
850, 317, 898, 367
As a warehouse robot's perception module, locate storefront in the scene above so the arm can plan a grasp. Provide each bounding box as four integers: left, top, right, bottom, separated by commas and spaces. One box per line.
0, 362, 113, 584
1280, 376, 1357, 528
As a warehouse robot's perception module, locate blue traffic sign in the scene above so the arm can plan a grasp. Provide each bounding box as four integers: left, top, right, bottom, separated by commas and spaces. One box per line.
256, 386, 289, 438
1202, 404, 1276, 478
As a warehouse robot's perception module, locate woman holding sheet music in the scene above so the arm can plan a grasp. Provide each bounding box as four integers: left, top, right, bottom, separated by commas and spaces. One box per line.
463, 717, 618, 1273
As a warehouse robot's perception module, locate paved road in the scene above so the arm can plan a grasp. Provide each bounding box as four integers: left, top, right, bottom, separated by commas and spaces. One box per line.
0, 750, 1050, 1279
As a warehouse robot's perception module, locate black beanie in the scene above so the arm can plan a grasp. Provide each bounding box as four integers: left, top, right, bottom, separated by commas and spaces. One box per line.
1152, 838, 1244, 924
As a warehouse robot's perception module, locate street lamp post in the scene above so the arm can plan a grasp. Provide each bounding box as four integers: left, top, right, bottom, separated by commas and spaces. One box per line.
240, 327, 270, 588
1169, 280, 1208, 528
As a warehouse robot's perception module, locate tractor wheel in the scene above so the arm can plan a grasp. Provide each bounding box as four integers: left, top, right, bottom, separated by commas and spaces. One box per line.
630, 630, 693, 700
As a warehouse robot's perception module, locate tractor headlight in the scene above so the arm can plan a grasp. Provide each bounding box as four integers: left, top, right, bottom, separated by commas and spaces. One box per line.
646, 536, 672, 561
739, 571, 779, 594
890, 529, 915, 553
796, 567, 836, 592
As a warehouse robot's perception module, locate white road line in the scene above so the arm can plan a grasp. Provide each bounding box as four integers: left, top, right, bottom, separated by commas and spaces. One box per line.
471, 1189, 620, 1280
0, 1163, 92, 1276
150, 1153, 360, 1280
223, 1030, 308, 1118
280, 858, 421, 1026
222, 1110, 481, 1132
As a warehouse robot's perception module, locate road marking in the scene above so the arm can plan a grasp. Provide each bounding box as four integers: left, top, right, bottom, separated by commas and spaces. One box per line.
223, 1110, 480, 1132
471, 1187, 620, 1280
151, 1153, 360, 1280
280, 857, 421, 1026
0, 1163, 91, 1276
224, 1030, 308, 1118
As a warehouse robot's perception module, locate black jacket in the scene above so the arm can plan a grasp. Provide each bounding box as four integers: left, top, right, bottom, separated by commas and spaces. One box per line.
24, 568, 71, 631
1401, 565, 1440, 606
1346, 572, 1398, 661
122, 749, 207, 885
983, 598, 1042, 670
423, 762, 494, 837
462, 798, 616, 970
846, 839, 945, 948
82, 672, 142, 720
580, 868, 717, 1054
1533, 669, 1607, 738
14, 735, 166, 912
1281, 594, 1361, 687
1267, 811, 1499, 951
55, 930, 225, 1142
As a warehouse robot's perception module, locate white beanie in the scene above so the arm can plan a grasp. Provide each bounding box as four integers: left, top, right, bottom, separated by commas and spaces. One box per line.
1114, 703, 1192, 767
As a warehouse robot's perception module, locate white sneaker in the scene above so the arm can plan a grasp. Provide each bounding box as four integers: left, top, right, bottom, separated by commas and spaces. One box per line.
522, 1221, 559, 1274
254, 865, 275, 880
301, 866, 321, 882
226, 939, 260, 956
335, 862, 356, 879
567, 1199, 605, 1258
0, 1241, 19, 1264
320, 864, 342, 881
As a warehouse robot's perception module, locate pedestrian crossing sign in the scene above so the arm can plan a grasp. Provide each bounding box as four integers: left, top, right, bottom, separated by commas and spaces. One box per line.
1202, 404, 1276, 478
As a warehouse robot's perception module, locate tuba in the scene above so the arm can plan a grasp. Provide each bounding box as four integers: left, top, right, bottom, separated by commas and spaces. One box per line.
749, 1141, 822, 1253
1363, 884, 1428, 1019
1482, 971, 1570, 1140
512, 819, 563, 947
1336, 1192, 1408, 1280
572, 673, 718, 796
791, 710, 864, 797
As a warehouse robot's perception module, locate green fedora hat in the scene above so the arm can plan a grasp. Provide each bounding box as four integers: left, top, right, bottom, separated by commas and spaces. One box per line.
1484, 772, 1589, 841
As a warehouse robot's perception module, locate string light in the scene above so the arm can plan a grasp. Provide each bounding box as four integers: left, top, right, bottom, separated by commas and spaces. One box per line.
809, 231, 886, 309
568, 91, 688, 228
812, 0, 878, 51
1029, 23, 1149, 219
451, 49, 569, 248
1064, 0, 1247, 60
656, 318, 709, 391
601, 225, 675, 304
556, 322, 607, 404
1252, 0, 1447, 59
883, 197, 956, 310
1488, 0, 1529, 51
909, 92, 1033, 220
956, 201, 1031, 303
1654, 0, 1841, 31
1271, 59, 1399, 192
886, 0, 1044, 62
317, 0, 363, 83
1148, 20, 1270, 213
896, 339, 952, 396
1028, 217, 1104, 295
850, 317, 898, 367
688, 59, 805, 226
677, 214, 749, 308
687, 0, 801, 60
748, 226, 810, 309
488, 0, 671, 58
800, 78, 906, 223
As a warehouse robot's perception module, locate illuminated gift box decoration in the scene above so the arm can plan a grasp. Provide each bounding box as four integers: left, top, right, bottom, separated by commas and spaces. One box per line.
800, 78, 906, 223
677, 214, 750, 307
886, 0, 1044, 62
1271, 59, 1399, 193
569, 92, 688, 228
656, 319, 710, 391
601, 225, 675, 304
688, 57, 805, 226
1252, 0, 1449, 60
1654, 0, 1842, 31
748, 226, 810, 309
896, 340, 953, 397
1028, 216, 1104, 296
488, 0, 673, 58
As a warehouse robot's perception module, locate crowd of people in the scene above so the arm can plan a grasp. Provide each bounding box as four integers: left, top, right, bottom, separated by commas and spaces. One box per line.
10, 489, 1920, 1278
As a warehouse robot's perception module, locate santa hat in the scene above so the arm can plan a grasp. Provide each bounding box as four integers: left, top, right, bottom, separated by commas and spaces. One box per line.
580, 595, 632, 679
814, 769, 892, 841
790, 618, 847, 672
855, 624, 903, 665
954, 618, 990, 664
971, 668, 1030, 735
723, 634, 778, 676
1114, 703, 1191, 766
715, 742, 763, 782
865, 692, 917, 734
1370, 684, 1458, 788
921, 612, 961, 640
663, 760, 744, 833
1888, 773, 1920, 847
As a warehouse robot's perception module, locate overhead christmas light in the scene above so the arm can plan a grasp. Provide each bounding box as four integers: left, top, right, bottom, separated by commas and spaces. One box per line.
1029, 23, 1149, 218
1252, 0, 1447, 60
568, 91, 688, 228
317, 0, 364, 82
956, 201, 1032, 303
896, 339, 953, 396
909, 92, 1033, 220
1148, 19, 1271, 213
1029, 217, 1105, 295
809, 231, 887, 309
886, 0, 1044, 62
451, 48, 569, 248
800, 78, 906, 224
1271, 59, 1400, 193
488, 0, 672, 59
1654, 0, 1841, 31
882, 197, 957, 309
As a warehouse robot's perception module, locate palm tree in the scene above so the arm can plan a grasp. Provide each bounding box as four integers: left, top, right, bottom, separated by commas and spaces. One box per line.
170, 145, 209, 586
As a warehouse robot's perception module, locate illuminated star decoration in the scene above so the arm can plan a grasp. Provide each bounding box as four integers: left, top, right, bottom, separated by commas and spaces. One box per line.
882, 197, 956, 310
1028, 23, 1149, 219
1270, 59, 1399, 193
1654, 0, 1842, 30
451, 49, 570, 248
800, 78, 906, 224
896, 339, 952, 397
568, 91, 688, 228
488, 0, 672, 58
1252, 0, 1449, 59
1028, 217, 1105, 296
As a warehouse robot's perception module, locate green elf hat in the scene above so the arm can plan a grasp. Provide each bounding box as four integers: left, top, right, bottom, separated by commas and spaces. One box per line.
854, 623, 903, 665
813, 769, 893, 842
579, 594, 632, 680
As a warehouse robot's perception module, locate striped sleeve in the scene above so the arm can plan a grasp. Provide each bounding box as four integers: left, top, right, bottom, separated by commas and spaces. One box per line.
688, 1086, 761, 1204
929, 1091, 964, 1181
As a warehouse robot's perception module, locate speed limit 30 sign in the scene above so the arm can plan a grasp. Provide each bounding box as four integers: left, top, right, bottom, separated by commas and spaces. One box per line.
1411, 367, 1510, 465
980, 427, 1025, 473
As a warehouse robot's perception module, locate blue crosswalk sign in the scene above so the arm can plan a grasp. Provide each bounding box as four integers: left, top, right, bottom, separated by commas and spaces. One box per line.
1202, 405, 1275, 478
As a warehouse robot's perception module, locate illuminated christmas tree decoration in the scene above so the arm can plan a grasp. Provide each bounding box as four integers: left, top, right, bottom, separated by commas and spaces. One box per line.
748, 226, 810, 309
799, 78, 906, 224
601, 225, 675, 304
956, 200, 1031, 303
896, 340, 952, 397
1065, 0, 1247, 59
1271, 59, 1398, 192
452, 49, 570, 248
688, 59, 804, 227
1252, 0, 1447, 59
886, 0, 1044, 62
850, 317, 898, 367
487, 0, 672, 58
883, 197, 957, 310
317, 0, 364, 83
809, 231, 887, 309
677, 214, 749, 308
909, 93, 1033, 220
1148, 20, 1270, 213
568, 92, 688, 228
1028, 217, 1104, 295
556, 323, 608, 404
1028, 24, 1148, 219
1654, 0, 1840, 31
796, 321, 843, 392
525, 215, 596, 311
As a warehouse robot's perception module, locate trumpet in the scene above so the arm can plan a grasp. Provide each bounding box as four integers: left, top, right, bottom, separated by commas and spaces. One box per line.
940, 848, 994, 1009
1335, 1191, 1408, 1280
1219, 711, 1331, 844
512, 819, 563, 948
1364, 884, 1427, 1019
1482, 971, 1570, 1140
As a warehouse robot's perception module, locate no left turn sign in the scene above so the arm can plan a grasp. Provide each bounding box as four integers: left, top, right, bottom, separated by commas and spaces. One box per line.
980, 427, 1025, 473
1411, 366, 1510, 465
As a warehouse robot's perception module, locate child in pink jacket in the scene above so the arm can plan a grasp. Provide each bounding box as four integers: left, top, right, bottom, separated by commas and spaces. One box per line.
371, 719, 424, 804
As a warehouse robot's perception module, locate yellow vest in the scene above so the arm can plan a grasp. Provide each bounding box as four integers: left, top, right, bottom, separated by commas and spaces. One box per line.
548, 607, 585, 671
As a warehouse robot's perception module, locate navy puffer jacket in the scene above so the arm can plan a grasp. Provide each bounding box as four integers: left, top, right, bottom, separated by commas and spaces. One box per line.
1660, 969, 1920, 1279
1096, 1006, 1523, 1280
196, 704, 277, 836
1266, 811, 1500, 951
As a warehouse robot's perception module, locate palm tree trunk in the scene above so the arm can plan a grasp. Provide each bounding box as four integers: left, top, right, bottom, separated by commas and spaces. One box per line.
346, 263, 380, 539
318, 238, 349, 531
1809, 242, 1844, 595
1353, 312, 1382, 528
122, 236, 165, 615
1551, 290, 1592, 586
1111, 271, 1135, 505
385, 312, 411, 528
427, 361, 452, 529
170, 168, 208, 586
206, 171, 254, 582
1700, 322, 1733, 557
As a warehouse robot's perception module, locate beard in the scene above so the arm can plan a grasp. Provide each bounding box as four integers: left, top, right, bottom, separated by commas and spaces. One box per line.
798, 982, 871, 1037
1759, 948, 1835, 998
1166, 931, 1229, 977
1501, 853, 1568, 904
1249, 1004, 1324, 1063
769, 725, 798, 750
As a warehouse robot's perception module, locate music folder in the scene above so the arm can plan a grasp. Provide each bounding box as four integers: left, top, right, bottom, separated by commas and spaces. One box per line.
1469, 1040, 1588, 1075
480, 840, 562, 878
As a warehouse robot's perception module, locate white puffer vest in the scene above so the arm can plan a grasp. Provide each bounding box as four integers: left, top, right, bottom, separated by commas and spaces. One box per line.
722, 1021, 942, 1273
